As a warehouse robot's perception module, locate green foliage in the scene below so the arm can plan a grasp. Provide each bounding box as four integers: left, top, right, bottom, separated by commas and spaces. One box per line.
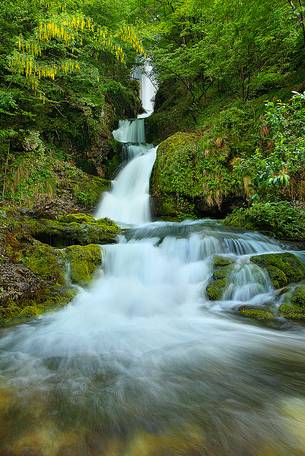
138, 0, 303, 110
1, 141, 111, 210
224, 202, 305, 241
237, 92, 305, 201
0, 0, 144, 169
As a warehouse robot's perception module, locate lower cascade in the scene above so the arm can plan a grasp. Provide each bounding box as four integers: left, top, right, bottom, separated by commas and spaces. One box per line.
1, 67, 305, 456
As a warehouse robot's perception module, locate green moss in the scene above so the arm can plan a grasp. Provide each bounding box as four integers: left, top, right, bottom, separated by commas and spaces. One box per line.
224, 202, 305, 241
21, 241, 65, 284
151, 131, 243, 218
0, 288, 76, 326
239, 308, 275, 320
29, 216, 120, 247
72, 175, 110, 209
66, 244, 102, 286
251, 253, 305, 288
206, 278, 227, 300
279, 285, 305, 320
59, 213, 119, 233
213, 256, 235, 268
213, 265, 233, 280
154, 194, 196, 219
206, 257, 235, 300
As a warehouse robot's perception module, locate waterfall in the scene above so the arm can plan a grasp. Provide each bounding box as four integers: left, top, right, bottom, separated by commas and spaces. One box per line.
2, 64, 305, 456
95, 147, 157, 224
96, 62, 158, 225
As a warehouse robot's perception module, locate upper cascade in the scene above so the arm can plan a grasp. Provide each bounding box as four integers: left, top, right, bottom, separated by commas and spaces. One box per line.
96, 62, 158, 225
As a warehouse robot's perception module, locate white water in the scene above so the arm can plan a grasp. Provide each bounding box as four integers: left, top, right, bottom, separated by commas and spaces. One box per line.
95, 147, 157, 224
96, 63, 158, 224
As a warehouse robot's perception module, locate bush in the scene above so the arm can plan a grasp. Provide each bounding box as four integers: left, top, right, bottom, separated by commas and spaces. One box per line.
224, 202, 305, 240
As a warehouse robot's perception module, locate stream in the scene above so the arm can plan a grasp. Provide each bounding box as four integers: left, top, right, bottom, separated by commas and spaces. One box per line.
1, 66, 305, 456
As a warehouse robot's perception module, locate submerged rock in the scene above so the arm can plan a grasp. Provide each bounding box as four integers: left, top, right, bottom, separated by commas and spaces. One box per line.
251, 253, 305, 289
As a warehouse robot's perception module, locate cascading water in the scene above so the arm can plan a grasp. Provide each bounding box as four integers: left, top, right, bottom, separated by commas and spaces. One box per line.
96, 62, 157, 225
1, 65, 305, 456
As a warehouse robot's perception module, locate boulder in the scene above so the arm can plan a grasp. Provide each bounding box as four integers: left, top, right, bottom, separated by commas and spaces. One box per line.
279, 285, 305, 320
28, 214, 120, 247
251, 253, 305, 289
206, 256, 235, 300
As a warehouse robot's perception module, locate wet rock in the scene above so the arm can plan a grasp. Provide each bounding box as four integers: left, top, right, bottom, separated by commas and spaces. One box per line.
29, 214, 120, 248
66, 244, 102, 287
251, 253, 305, 289
279, 285, 305, 320
127, 426, 205, 456
0, 239, 104, 325
206, 256, 235, 300
238, 305, 275, 321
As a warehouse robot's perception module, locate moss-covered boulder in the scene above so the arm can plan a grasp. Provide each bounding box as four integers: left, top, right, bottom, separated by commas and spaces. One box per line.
279, 285, 305, 320
65, 244, 102, 287
29, 214, 120, 247
238, 306, 275, 321
21, 241, 66, 284
206, 256, 235, 300
0, 208, 106, 325
224, 202, 305, 242
251, 253, 305, 289
151, 132, 244, 219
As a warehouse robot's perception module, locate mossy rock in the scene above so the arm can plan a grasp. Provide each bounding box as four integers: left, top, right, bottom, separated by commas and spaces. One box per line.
251, 253, 305, 289
0, 287, 76, 326
238, 306, 275, 321
21, 241, 66, 284
206, 278, 227, 300
59, 213, 119, 232
151, 131, 243, 219
213, 256, 235, 268
279, 285, 305, 320
206, 257, 235, 300
29, 215, 120, 247
213, 265, 233, 280
65, 244, 102, 287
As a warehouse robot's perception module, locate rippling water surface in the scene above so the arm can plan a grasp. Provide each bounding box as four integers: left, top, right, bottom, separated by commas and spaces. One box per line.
1, 220, 305, 456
